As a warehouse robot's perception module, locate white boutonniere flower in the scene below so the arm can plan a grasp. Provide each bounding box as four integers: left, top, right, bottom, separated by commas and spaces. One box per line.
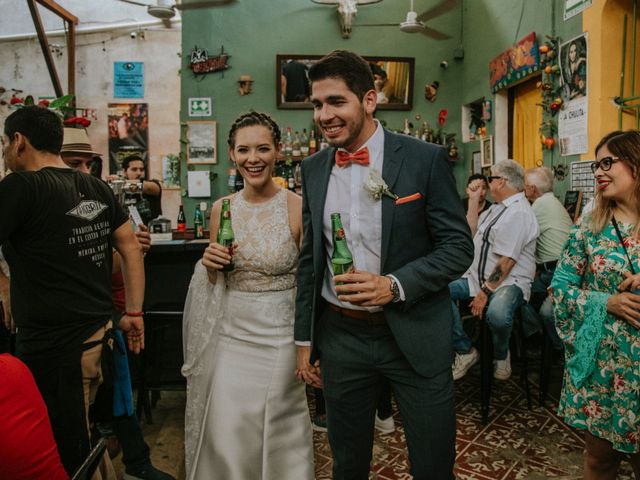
362, 168, 398, 201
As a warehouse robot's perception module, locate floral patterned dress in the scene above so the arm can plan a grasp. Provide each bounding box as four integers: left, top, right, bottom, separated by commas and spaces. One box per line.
551, 217, 640, 453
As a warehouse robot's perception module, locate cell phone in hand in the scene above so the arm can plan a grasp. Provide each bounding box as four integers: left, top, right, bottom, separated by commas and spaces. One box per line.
128, 206, 144, 230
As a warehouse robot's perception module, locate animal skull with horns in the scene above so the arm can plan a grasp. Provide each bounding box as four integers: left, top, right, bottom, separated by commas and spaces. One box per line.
311, 0, 383, 39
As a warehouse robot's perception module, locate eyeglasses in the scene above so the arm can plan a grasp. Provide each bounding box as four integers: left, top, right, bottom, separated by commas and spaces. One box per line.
590, 156, 619, 174
487, 175, 503, 183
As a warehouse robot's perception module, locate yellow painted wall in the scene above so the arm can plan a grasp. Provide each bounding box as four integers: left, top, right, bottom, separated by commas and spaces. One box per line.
583, 0, 640, 159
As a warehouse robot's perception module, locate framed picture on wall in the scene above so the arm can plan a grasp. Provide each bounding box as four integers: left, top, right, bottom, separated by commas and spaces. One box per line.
480, 136, 493, 168
472, 151, 481, 174
187, 121, 217, 164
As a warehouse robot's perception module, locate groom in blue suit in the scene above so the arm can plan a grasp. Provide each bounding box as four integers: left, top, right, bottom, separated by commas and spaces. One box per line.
294, 50, 474, 480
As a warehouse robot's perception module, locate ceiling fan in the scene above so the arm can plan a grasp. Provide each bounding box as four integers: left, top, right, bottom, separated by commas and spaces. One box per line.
117, 0, 236, 21
357, 0, 457, 40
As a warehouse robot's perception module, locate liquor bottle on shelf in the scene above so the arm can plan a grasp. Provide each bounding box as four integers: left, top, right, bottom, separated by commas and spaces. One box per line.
177, 204, 186, 232
283, 127, 293, 157
319, 135, 329, 150
227, 168, 237, 193
330, 212, 354, 283
402, 118, 411, 135
234, 172, 244, 191
300, 129, 309, 156
217, 198, 235, 271
194, 204, 204, 239
309, 129, 317, 154
292, 131, 302, 157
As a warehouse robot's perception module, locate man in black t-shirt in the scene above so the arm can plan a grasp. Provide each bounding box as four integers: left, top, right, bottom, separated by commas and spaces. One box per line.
0, 106, 145, 476
122, 154, 162, 225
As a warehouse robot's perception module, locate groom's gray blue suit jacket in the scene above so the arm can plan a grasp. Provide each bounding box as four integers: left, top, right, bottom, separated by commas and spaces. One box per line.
294, 129, 474, 377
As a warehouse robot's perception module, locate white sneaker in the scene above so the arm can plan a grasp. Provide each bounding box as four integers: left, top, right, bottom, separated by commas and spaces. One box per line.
452, 347, 479, 380
494, 351, 512, 380
374, 412, 395, 434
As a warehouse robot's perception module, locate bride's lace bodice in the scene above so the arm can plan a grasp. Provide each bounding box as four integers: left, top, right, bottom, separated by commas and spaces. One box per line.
225, 188, 298, 292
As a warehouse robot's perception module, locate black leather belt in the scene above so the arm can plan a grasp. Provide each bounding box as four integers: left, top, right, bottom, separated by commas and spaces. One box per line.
537, 260, 558, 271
328, 304, 386, 325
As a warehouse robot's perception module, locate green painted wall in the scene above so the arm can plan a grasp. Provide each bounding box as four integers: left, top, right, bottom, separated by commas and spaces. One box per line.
180, 0, 583, 219
458, 0, 583, 198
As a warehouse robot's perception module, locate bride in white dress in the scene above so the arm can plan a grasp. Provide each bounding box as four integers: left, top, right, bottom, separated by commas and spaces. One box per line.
182, 112, 315, 480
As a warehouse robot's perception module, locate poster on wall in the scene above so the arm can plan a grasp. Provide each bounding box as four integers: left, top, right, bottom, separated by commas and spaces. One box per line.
108, 103, 149, 174
559, 97, 588, 155
558, 33, 588, 156
570, 160, 595, 209
560, 33, 587, 100
564, 0, 592, 21
114, 62, 144, 98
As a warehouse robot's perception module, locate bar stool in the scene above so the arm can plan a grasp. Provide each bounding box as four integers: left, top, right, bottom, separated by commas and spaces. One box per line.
136, 309, 186, 424
479, 304, 532, 424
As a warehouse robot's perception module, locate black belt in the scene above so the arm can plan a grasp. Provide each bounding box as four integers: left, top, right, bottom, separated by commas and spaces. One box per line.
537, 260, 558, 271
328, 304, 386, 325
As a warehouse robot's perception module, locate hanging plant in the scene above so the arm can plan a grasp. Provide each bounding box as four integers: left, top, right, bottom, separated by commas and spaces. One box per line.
469, 102, 485, 137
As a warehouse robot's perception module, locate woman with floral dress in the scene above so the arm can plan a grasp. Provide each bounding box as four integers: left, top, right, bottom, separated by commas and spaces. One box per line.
552, 130, 640, 479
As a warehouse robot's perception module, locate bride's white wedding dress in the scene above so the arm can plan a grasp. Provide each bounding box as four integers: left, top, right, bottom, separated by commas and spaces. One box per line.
182, 188, 314, 480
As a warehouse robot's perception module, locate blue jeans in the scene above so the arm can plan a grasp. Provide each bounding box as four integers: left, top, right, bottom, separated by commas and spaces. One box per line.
449, 278, 524, 360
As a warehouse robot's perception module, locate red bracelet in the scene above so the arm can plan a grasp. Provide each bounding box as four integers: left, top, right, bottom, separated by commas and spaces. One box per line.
124, 311, 144, 317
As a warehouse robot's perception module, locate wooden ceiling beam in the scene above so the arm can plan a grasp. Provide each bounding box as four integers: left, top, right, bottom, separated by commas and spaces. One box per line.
26, 0, 79, 99
34, 0, 78, 24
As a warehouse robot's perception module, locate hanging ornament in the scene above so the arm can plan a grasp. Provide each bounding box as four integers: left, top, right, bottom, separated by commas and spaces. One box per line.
424, 81, 439, 102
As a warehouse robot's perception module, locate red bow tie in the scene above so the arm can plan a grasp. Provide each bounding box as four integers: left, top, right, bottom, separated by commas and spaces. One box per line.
335, 147, 370, 168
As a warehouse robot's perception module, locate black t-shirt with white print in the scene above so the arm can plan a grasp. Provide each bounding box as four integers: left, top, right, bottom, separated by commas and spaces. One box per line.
0, 167, 129, 356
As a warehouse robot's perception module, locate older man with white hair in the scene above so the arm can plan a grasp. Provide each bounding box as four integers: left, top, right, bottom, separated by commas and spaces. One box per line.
523, 166, 573, 349
450, 160, 539, 381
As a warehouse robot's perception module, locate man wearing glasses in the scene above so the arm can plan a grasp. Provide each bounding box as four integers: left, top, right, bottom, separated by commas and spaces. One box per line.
449, 160, 539, 381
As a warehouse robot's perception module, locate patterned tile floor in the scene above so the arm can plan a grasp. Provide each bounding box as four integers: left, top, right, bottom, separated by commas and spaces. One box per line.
115, 358, 636, 479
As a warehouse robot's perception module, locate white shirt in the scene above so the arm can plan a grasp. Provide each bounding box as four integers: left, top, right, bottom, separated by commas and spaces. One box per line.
321, 121, 401, 311
463, 191, 538, 301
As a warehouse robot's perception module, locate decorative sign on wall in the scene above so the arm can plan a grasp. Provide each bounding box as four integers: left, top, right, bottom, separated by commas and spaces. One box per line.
114, 62, 144, 98
188, 97, 212, 117
564, 0, 592, 21
489, 32, 540, 93
190, 46, 231, 75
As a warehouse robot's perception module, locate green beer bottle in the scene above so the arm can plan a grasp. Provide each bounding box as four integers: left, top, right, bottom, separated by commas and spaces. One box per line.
330, 213, 354, 283
217, 199, 235, 271
194, 205, 204, 239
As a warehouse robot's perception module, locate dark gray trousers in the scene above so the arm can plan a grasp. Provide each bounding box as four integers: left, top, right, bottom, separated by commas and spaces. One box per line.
317, 307, 456, 480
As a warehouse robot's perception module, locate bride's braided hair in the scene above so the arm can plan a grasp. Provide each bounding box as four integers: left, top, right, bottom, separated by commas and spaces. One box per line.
227, 111, 281, 149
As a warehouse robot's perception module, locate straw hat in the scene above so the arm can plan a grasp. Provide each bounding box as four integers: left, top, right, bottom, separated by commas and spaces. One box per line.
61, 127, 101, 156
238, 74, 253, 83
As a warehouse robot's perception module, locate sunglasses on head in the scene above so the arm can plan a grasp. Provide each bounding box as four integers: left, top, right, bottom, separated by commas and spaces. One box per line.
590, 156, 619, 174
486, 175, 503, 183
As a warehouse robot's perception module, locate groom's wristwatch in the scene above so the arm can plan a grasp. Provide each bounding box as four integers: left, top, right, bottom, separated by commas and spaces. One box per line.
387, 276, 401, 303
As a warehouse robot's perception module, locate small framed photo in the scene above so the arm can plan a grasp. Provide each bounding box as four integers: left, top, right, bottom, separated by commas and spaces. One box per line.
161, 153, 181, 189
472, 151, 481, 174
480, 136, 493, 168
187, 121, 217, 164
